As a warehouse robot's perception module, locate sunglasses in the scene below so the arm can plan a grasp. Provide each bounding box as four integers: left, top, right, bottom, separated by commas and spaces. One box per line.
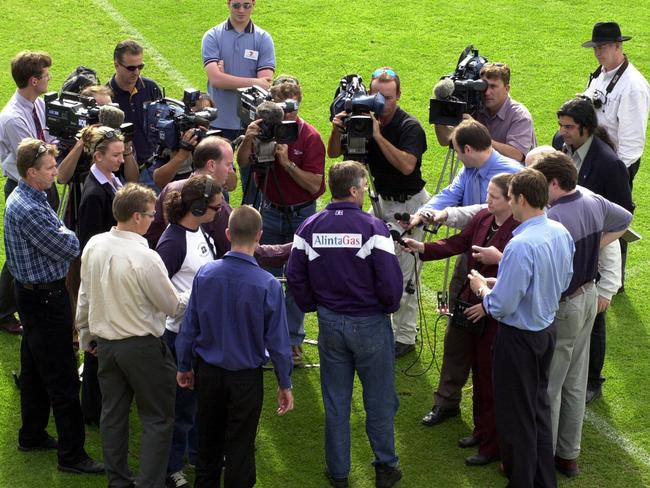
32, 144, 48, 164
371, 68, 397, 79
96, 129, 122, 149
230, 2, 253, 9
119, 62, 145, 72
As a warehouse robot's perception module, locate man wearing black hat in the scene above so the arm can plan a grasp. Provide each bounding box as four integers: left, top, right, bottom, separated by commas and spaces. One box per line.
582, 22, 650, 188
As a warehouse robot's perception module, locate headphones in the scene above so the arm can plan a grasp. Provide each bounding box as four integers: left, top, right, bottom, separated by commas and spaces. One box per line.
190, 176, 214, 216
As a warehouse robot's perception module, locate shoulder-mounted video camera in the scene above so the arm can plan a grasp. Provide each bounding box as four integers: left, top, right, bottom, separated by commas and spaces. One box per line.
429, 45, 489, 126
44, 92, 101, 146
329, 74, 385, 159
145, 88, 219, 152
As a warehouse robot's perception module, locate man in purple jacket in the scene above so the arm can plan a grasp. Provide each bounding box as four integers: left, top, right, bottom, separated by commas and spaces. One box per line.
287, 161, 403, 488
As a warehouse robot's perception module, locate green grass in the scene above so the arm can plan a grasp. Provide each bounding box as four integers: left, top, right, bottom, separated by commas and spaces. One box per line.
1, 1, 650, 486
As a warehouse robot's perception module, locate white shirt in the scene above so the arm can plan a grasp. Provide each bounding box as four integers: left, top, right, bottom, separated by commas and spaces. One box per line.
75, 227, 189, 349
584, 60, 650, 167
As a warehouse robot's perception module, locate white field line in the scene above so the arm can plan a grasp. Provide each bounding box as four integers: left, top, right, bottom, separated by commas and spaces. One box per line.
92, 0, 193, 90
584, 410, 650, 469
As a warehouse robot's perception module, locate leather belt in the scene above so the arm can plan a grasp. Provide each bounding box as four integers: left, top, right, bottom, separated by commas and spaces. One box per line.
560, 280, 595, 302
267, 200, 314, 213
18, 278, 66, 291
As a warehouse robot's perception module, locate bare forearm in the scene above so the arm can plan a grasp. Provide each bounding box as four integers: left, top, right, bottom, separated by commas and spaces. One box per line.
327, 130, 343, 158
492, 140, 524, 162
434, 124, 453, 147
57, 142, 84, 184
152, 151, 190, 188
237, 136, 254, 167
601, 229, 626, 248
123, 154, 139, 183
287, 166, 322, 195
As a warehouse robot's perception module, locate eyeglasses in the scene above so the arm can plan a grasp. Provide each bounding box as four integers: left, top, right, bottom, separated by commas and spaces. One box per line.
32, 144, 48, 164
119, 62, 145, 72
139, 210, 156, 218
371, 68, 397, 79
95, 129, 122, 150
230, 2, 253, 9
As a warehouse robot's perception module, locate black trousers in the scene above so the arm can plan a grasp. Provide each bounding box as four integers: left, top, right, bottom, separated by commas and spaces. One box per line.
588, 311, 607, 390
195, 357, 263, 488
493, 323, 557, 488
15, 280, 87, 465
81, 352, 102, 424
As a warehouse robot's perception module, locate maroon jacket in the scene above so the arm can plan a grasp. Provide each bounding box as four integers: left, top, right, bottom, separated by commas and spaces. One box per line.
145, 178, 291, 268
421, 208, 518, 304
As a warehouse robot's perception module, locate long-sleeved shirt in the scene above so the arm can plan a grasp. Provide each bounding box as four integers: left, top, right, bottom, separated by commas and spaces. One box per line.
75, 227, 188, 350
176, 251, 292, 389
4, 180, 79, 284
584, 59, 650, 167
420, 149, 521, 212
0, 91, 53, 181
286, 201, 403, 316
483, 214, 574, 331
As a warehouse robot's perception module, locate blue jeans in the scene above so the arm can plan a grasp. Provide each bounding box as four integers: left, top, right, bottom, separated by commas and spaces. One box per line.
261, 201, 315, 346
163, 330, 198, 473
317, 306, 399, 479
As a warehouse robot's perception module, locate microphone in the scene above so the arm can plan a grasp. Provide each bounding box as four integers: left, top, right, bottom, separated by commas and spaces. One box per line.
389, 228, 406, 246
256, 101, 284, 126
99, 105, 125, 129
394, 212, 411, 222
433, 78, 455, 100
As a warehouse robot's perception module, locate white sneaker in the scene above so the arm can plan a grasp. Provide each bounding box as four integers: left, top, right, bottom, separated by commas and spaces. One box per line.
166, 470, 190, 488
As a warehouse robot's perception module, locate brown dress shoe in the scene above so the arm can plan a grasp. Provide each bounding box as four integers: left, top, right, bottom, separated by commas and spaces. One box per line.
555, 455, 579, 478
0, 316, 22, 335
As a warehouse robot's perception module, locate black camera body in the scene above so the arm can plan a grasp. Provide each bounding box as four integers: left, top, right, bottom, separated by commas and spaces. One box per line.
329, 74, 385, 159
145, 89, 219, 152
44, 91, 100, 145
429, 45, 489, 126
237, 86, 299, 143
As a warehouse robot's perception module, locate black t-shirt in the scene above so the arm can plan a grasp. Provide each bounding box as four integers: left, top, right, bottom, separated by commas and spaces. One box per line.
367, 107, 427, 195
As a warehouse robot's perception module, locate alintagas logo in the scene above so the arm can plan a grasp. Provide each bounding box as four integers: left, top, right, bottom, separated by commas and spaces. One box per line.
312, 233, 362, 248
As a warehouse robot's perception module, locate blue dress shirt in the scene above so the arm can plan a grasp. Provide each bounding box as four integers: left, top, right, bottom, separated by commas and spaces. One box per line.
483, 214, 574, 331
420, 149, 522, 211
176, 251, 292, 389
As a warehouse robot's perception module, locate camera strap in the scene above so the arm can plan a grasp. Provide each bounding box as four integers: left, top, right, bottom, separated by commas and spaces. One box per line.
588, 55, 629, 96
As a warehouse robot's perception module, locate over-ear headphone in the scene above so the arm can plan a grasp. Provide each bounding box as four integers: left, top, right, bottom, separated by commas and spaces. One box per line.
190, 176, 213, 216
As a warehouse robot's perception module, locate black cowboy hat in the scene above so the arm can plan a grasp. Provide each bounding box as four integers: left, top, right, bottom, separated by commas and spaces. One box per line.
582, 22, 632, 48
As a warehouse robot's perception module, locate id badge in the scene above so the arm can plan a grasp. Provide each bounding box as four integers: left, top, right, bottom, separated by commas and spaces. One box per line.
244, 49, 259, 61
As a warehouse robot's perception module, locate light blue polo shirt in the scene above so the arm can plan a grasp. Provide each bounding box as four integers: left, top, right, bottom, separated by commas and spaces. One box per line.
202, 19, 275, 130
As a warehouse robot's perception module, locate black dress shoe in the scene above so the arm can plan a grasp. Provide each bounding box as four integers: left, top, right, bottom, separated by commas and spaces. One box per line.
325, 469, 349, 488
18, 434, 58, 451
585, 387, 602, 405
58, 457, 105, 474
465, 453, 499, 466
421, 405, 460, 426
458, 435, 480, 448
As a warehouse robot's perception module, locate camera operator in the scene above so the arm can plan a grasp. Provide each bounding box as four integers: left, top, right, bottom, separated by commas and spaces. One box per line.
0, 50, 60, 335
328, 67, 428, 358
108, 39, 162, 191
236, 75, 325, 364
151, 93, 237, 194
435, 62, 536, 162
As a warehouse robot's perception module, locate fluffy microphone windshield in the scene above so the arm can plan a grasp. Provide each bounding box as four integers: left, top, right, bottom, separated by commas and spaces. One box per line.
256, 101, 284, 125
433, 78, 455, 100
98, 104, 125, 129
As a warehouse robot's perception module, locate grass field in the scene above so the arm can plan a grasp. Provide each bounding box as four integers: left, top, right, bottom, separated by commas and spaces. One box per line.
1, 1, 650, 487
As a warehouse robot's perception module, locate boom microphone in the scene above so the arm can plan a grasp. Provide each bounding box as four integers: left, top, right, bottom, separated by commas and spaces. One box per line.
98, 104, 125, 129
433, 78, 455, 100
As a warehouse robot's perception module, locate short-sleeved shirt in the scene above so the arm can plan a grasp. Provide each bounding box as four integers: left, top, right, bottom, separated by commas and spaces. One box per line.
254, 118, 325, 205
477, 96, 536, 157
367, 107, 427, 196
108, 75, 162, 165
202, 19, 276, 130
